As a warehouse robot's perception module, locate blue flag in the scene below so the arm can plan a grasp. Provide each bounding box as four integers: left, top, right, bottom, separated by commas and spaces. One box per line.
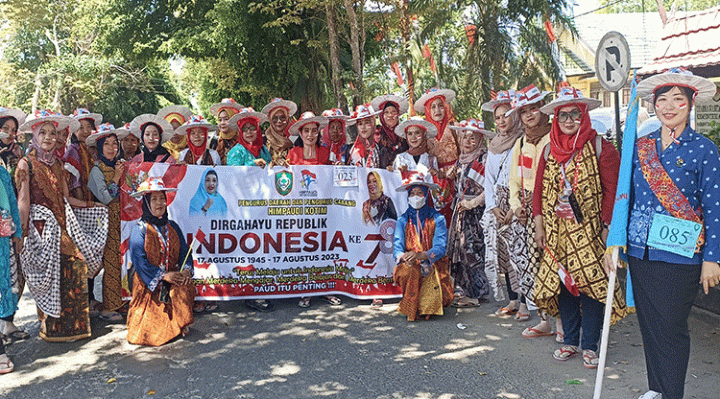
607, 71, 639, 306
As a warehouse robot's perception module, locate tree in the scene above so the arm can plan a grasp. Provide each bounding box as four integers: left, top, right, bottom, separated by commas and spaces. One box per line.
597, 0, 718, 14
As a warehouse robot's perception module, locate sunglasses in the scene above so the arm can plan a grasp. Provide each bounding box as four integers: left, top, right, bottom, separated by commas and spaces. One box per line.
557, 109, 582, 123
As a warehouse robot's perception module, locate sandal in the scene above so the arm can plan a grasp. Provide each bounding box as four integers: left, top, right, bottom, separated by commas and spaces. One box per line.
583, 349, 599, 369
522, 326, 554, 338
0, 354, 13, 374
89, 299, 102, 317
514, 312, 531, 321
99, 311, 124, 322
0, 333, 11, 347
556, 331, 565, 343
370, 299, 383, 309
321, 296, 342, 306
553, 345, 580, 361
193, 301, 207, 313
298, 298, 311, 308
245, 299, 275, 312
495, 306, 518, 316
6, 330, 30, 341
451, 298, 479, 308
204, 301, 219, 312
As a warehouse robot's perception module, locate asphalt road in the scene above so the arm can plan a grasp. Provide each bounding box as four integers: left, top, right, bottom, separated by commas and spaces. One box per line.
2, 294, 719, 399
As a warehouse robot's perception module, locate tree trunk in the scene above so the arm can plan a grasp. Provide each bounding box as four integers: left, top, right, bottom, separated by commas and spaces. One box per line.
31, 70, 41, 114
343, 0, 364, 106
325, 2, 348, 112
397, 0, 415, 114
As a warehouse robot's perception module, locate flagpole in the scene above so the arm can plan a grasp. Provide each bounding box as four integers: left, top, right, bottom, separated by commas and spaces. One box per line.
180, 236, 198, 270
593, 246, 618, 399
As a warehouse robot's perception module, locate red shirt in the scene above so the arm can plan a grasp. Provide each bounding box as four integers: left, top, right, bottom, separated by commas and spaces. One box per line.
286, 146, 331, 165
532, 139, 619, 226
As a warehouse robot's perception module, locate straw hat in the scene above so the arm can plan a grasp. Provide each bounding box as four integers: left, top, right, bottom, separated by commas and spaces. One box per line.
394, 116, 437, 139
414, 88, 455, 113
19, 109, 72, 132
481, 90, 515, 112
370, 94, 409, 115
261, 97, 298, 117
158, 105, 193, 126
506, 84, 551, 116
449, 118, 496, 138
540, 87, 602, 114
86, 123, 130, 147
208, 98, 244, 117
288, 112, 328, 136
130, 176, 178, 198
395, 172, 440, 192
637, 67, 717, 102
228, 107, 269, 131
72, 108, 103, 126
129, 114, 174, 144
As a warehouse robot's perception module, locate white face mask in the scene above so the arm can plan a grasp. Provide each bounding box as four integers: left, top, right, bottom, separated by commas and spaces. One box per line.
408, 195, 426, 210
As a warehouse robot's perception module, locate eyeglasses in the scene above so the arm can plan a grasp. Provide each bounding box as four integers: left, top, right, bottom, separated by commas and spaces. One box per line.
557, 109, 582, 123
241, 124, 255, 132
271, 115, 287, 123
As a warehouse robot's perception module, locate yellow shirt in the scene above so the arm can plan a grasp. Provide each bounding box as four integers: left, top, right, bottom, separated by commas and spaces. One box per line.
508, 134, 550, 211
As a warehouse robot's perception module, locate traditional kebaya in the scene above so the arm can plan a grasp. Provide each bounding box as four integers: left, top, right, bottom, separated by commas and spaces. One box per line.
65, 108, 102, 203
392, 117, 439, 179
176, 115, 221, 166
348, 104, 382, 167
286, 112, 330, 166
129, 114, 175, 164
261, 98, 296, 166
370, 94, 410, 168
209, 98, 243, 165
226, 108, 271, 167
321, 108, 353, 164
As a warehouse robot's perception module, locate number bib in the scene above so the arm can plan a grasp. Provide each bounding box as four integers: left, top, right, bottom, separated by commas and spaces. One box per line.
647, 213, 703, 258
333, 165, 358, 187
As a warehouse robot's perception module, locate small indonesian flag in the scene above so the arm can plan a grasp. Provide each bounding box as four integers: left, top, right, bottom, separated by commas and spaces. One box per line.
234, 264, 256, 273
557, 262, 580, 297
191, 228, 207, 251
467, 159, 485, 186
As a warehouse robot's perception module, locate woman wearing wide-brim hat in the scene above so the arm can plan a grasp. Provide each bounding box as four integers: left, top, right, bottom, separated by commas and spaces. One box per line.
478, 89, 524, 314
321, 108, 354, 165
0, 108, 26, 178
391, 117, 439, 178
64, 108, 103, 205
531, 87, 627, 369
176, 115, 221, 166
604, 68, 720, 399
445, 118, 494, 306
158, 105, 193, 161
227, 108, 271, 167
261, 98, 296, 167
347, 104, 382, 167
370, 94, 410, 168
392, 173, 453, 321
127, 176, 194, 346
87, 123, 129, 322
129, 114, 175, 164
16, 110, 108, 342
208, 98, 244, 165
286, 112, 330, 166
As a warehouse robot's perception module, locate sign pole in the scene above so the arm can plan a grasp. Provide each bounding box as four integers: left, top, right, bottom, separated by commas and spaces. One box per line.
615, 91, 623, 151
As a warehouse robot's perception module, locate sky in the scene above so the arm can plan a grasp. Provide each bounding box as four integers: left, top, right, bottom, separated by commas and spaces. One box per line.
573, 0, 602, 15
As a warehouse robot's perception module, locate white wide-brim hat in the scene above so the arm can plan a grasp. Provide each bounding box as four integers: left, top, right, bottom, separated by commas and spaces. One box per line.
174, 122, 218, 137
72, 108, 103, 126
540, 87, 602, 115
394, 117, 437, 139
129, 114, 174, 144
371, 94, 409, 115
130, 177, 178, 198
414, 88, 455, 113
350, 104, 381, 121
322, 109, 356, 126
289, 113, 328, 136
20, 111, 72, 133
261, 98, 298, 117
481, 90, 515, 113
208, 99, 244, 117
506, 85, 551, 116
395, 173, 440, 192
637, 68, 717, 102
86, 129, 130, 147
449, 119, 496, 139
0, 108, 27, 127
158, 105, 193, 125
229, 110, 269, 131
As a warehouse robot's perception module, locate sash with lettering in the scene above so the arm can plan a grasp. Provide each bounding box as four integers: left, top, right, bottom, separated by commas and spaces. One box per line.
636, 136, 705, 252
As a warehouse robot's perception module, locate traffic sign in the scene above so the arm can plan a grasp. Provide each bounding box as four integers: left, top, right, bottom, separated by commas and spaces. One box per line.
595, 32, 631, 92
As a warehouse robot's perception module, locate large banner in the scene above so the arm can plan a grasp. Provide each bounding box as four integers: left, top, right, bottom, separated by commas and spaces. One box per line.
120, 163, 406, 300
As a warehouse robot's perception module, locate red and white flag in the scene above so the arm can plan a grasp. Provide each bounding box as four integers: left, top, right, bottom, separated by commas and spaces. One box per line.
557, 262, 580, 297
467, 159, 485, 187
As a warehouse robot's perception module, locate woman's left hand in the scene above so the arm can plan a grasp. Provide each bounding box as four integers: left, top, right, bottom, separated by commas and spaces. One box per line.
700, 261, 720, 294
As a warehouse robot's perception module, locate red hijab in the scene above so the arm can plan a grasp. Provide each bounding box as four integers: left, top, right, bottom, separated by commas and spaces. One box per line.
423, 96, 450, 140
549, 102, 597, 164
322, 119, 346, 161
186, 127, 208, 160
236, 117, 264, 158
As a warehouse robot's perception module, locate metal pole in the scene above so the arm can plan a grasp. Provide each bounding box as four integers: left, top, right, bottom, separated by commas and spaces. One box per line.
614, 90, 623, 151
593, 247, 619, 399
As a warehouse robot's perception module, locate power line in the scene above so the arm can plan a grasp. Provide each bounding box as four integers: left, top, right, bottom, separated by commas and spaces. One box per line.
575, 0, 631, 18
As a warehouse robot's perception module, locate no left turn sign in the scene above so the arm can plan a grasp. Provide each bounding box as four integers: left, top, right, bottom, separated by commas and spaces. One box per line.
595, 31, 631, 92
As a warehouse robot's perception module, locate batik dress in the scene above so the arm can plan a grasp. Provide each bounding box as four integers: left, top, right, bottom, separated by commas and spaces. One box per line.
64, 140, 95, 202
0, 167, 21, 320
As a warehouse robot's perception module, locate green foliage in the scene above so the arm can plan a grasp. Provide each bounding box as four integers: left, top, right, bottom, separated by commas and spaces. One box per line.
707, 121, 720, 150
596, 0, 718, 13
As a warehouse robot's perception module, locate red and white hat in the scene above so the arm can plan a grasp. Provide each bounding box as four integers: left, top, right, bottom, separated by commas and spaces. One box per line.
173, 115, 218, 137
322, 108, 355, 125
129, 114, 174, 143
208, 98, 244, 118
72, 108, 103, 126
370, 94, 409, 115
540, 87, 602, 114
395, 172, 440, 192
394, 116, 437, 139
0, 107, 26, 127
86, 123, 130, 147
229, 107, 269, 131
261, 97, 298, 117
289, 111, 328, 136
130, 176, 178, 198
19, 109, 72, 132
506, 84, 550, 116
481, 90, 515, 112
350, 103, 381, 121
158, 105, 193, 126
450, 118, 495, 138
414, 87, 456, 113
637, 67, 717, 102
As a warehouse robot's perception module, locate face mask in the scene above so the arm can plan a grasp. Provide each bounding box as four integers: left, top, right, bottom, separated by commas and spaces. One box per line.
408, 195, 426, 210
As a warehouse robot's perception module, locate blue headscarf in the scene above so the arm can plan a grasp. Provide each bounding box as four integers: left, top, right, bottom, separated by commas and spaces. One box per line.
400, 184, 437, 226
189, 169, 228, 216
97, 133, 119, 168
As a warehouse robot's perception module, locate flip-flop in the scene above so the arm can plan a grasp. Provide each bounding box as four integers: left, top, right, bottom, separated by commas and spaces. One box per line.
99, 312, 124, 322
553, 345, 579, 361
495, 306, 518, 316
7, 330, 30, 341
193, 302, 207, 313
522, 326, 555, 338
321, 296, 342, 306
370, 299, 383, 309
0, 334, 11, 346
556, 332, 565, 343
451, 300, 480, 308
298, 298, 311, 308
514, 312, 531, 321
245, 299, 275, 312
204, 302, 219, 312
0, 355, 13, 374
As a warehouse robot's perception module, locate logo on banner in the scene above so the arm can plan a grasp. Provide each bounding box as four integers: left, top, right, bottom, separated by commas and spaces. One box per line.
275, 170, 293, 196
299, 169, 318, 197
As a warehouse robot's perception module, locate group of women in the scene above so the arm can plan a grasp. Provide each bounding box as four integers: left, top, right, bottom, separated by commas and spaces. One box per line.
0, 69, 717, 399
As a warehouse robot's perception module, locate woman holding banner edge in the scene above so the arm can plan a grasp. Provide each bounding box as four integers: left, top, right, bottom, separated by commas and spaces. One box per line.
605, 68, 720, 399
